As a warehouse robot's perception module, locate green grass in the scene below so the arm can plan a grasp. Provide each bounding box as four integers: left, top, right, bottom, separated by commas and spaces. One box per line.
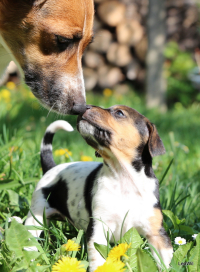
0, 83, 200, 271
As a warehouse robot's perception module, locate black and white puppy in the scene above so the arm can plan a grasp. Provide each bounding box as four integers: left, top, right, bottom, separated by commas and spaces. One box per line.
25, 105, 173, 271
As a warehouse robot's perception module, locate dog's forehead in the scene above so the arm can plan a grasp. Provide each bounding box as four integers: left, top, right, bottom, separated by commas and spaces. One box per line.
37, 0, 93, 26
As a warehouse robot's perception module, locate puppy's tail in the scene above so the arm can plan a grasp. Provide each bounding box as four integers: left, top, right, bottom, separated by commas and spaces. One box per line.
40, 120, 74, 175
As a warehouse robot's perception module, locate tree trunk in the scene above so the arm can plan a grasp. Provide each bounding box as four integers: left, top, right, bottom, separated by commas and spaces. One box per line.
146, 0, 167, 111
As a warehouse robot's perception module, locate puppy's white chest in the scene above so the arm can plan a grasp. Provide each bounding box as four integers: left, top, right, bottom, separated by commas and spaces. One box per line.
93, 172, 157, 238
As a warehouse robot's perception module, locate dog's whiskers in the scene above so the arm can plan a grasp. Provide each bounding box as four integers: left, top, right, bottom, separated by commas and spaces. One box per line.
47, 103, 56, 118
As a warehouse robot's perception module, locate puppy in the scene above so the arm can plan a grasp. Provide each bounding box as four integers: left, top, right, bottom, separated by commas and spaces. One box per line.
25, 105, 173, 271
0, 0, 94, 114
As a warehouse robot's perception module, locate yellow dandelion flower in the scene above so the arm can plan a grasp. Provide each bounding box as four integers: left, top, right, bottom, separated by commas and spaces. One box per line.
103, 88, 113, 97
52, 257, 85, 272
81, 155, 93, 161
62, 240, 81, 252
55, 149, 65, 156
0, 89, 11, 103
94, 259, 125, 272
54, 149, 72, 158
6, 81, 16, 90
37, 263, 41, 266
108, 243, 131, 262
64, 149, 72, 158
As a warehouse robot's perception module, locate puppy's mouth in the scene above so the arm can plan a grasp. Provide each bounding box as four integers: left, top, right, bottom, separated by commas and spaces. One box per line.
77, 116, 111, 147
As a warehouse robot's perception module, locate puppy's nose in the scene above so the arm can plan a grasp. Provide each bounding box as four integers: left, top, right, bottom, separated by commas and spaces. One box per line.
71, 103, 86, 115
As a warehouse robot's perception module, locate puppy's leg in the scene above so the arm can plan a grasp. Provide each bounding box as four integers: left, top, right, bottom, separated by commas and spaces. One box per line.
25, 189, 58, 238
87, 218, 115, 272
146, 209, 173, 269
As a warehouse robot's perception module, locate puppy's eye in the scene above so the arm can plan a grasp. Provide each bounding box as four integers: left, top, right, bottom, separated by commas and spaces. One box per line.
115, 110, 125, 117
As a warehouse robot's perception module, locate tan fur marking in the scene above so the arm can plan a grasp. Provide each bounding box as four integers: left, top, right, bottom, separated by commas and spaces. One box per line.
83, 106, 142, 163
147, 208, 169, 250
148, 208, 163, 236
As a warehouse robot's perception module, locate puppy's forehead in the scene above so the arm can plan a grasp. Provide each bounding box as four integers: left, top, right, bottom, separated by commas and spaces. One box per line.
109, 105, 145, 120
109, 105, 148, 136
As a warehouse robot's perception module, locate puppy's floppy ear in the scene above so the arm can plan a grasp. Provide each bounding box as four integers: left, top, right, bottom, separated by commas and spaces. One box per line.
147, 122, 165, 157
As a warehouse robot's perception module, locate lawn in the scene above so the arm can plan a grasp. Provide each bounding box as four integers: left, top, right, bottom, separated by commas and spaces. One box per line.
0, 82, 200, 271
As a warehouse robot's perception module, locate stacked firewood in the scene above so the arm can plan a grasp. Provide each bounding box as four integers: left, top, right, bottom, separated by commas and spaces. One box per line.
83, 0, 200, 91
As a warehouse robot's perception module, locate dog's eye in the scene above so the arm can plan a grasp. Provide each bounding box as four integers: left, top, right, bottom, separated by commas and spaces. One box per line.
56, 35, 72, 44
56, 35, 74, 51
115, 110, 125, 117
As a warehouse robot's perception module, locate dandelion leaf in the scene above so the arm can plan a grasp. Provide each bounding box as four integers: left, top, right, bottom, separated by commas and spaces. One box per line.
94, 243, 108, 260
5, 219, 40, 270
188, 234, 200, 272
170, 242, 192, 271
121, 228, 143, 269
7, 189, 19, 206
136, 248, 157, 272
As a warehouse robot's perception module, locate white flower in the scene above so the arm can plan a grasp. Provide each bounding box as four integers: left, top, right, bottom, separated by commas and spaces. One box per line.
8, 216, 23, 224
192, 234, 198, 240
175, 237, 186, 245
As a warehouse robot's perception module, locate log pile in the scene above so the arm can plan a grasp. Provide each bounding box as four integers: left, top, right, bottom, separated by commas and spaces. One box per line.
83, 0, 200, 91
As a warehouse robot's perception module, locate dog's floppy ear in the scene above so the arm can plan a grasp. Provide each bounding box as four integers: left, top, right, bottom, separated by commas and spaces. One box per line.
147, 122, 165, 157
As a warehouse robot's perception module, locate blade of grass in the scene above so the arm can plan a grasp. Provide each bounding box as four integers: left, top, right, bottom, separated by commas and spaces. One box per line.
72, 229, 84, 258
160, 158, 174, 186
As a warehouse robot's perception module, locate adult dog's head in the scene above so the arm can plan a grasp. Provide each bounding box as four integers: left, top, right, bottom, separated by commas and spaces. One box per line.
0, 0, 94, 114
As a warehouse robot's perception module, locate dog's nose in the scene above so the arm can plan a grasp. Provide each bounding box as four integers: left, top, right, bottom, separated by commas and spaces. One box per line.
71, 103, 86, 115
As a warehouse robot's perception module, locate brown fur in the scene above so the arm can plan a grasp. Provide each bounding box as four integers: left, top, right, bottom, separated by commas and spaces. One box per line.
0, 0, 94, 114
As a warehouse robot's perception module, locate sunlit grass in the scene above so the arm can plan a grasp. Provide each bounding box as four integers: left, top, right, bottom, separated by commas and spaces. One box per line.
0, 83, 200, 271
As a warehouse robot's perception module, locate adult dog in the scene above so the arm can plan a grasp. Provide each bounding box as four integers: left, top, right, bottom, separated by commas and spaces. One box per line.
0, 0, 94, 114
25, 105, 173, 271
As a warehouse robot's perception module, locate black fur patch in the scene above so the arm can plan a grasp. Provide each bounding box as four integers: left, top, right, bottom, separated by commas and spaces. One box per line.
41, 132, 56, 174
43, 132, 54, 145
132, 144, 156, 178
84, 163, 103, 240
41, 150, 56, 175
42, 178, 73, 223
153, 179, 161, 209
94, 127, 111, 147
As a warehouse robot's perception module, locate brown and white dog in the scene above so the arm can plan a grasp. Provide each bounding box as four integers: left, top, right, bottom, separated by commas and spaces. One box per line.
0, 0, 94, 114
25, 105, 173, 271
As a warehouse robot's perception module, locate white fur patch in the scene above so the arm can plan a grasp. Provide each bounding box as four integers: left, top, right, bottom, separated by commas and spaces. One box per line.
46, 120, 74, 134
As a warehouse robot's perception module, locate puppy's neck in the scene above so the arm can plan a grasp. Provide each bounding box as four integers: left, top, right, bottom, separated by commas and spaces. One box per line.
102, 145, 156, 195
132, 144, 156, 179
